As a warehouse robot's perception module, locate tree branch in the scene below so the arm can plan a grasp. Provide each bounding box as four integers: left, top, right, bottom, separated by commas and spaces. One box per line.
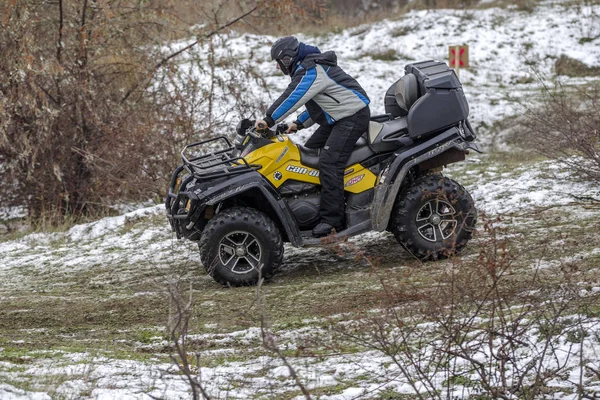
120, 5, 259, 104
57, 0, 63, 64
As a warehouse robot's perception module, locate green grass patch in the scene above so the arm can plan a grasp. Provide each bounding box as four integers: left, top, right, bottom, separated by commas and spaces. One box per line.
364, 49, 403, 62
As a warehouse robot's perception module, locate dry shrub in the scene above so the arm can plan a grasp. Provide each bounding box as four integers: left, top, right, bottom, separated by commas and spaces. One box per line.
167, 280, 211, 400
0, 0, 165, 222
520, 81, 600, 184
327, 215, 600, 399
0, 0, 307, 225
167, 265, 312, 399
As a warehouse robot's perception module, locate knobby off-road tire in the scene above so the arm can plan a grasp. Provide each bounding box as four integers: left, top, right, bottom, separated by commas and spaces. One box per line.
199, 207, 284, 286
391, 175, 476, 260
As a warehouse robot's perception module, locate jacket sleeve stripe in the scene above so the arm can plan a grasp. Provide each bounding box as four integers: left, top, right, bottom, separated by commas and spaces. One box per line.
297, 110, 314, 128
297, 111, 310, 123
271, 68, 317, 122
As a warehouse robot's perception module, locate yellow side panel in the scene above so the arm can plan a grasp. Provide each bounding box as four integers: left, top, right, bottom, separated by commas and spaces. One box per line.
275, 162, 321, 186
243, 137, 296, 176
243, 136, 376, 193
343, 164, 377, 193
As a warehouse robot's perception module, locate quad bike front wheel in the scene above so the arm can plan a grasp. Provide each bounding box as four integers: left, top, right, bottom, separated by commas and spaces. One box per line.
199, 207, 283, 286
391, 175, 476, 260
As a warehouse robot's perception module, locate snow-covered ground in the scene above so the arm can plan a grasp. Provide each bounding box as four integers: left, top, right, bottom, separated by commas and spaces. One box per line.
4, 319, 599, 400
1, 1, 600, 399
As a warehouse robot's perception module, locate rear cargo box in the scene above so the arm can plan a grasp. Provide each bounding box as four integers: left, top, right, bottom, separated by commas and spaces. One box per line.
404, 60, 469, 140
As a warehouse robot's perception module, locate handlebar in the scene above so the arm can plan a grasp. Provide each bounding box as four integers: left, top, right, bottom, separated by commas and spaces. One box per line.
246, 123, 289, 139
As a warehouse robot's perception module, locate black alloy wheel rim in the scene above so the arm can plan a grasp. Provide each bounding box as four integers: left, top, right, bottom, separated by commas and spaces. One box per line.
415, 199, 458, 243
218, 231, 262, 274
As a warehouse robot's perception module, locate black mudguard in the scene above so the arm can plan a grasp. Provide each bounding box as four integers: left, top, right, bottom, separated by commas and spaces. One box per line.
168, 171, 304, 247
371, 126, 475, 231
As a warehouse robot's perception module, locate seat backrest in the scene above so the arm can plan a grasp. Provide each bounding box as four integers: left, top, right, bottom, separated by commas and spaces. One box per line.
395, 73, 419, 113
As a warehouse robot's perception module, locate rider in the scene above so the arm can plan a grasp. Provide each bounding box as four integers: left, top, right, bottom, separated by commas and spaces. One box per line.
255, 36, 371, 238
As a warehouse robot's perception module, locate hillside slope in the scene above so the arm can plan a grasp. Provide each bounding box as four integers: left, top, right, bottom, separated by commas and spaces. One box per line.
1, 1, 599, 399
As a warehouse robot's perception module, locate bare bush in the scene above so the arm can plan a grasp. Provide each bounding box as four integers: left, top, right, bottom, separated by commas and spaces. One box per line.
0, 0, 173, 222
0, 0, 302, 225
254, 271, 313, 400
520, 81, 600, 186
167, 280, 211, 400
327, 215, 600, 399
166, 265, 313, 399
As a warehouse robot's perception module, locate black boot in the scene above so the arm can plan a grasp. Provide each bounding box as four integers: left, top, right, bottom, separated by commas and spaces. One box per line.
312, 222, 340, 238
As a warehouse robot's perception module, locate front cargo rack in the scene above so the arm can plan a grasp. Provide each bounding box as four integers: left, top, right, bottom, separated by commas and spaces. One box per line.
181, 136, 259, 178
165, 136, 260, 222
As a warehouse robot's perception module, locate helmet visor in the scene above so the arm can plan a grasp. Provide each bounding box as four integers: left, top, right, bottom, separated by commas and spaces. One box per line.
276, 56, 293, 75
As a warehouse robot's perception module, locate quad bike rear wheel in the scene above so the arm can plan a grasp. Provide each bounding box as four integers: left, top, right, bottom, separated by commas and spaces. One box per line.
391, 175, 476, 260
199, 207, 283, 286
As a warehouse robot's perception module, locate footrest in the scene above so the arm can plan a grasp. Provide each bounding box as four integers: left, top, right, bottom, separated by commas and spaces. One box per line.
299, 220, 372, 247
302, 231, 349, 246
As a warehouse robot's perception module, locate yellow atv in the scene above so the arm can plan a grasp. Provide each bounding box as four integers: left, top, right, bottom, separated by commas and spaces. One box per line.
166, 60, 480, 286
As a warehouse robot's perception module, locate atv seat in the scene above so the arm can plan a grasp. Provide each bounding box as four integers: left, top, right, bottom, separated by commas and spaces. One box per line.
298, 135, 374, 169
368, 118, 412, 153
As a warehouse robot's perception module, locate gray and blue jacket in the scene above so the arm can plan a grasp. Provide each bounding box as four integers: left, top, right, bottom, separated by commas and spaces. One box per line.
264, 50, 370, 129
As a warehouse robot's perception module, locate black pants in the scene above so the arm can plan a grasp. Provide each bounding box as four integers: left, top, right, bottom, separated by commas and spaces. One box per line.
304, 106, 370, 227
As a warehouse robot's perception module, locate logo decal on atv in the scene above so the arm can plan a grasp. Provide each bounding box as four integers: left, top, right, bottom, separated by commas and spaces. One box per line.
286, 165, 308, 174
344, 168, 354, 176
241, 143, 254, 157
286, 165, 319, 177
345, 174, 365, 187
274, 171, 282, 181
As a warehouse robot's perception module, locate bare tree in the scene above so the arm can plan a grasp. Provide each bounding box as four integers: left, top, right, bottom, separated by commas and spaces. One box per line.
0, 0, 309, 225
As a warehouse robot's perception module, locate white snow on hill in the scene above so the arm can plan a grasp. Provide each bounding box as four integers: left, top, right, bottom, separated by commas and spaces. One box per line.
168, 0, 600, 144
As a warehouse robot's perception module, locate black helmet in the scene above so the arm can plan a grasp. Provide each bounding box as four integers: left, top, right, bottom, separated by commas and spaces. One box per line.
271, 36, 299, 76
